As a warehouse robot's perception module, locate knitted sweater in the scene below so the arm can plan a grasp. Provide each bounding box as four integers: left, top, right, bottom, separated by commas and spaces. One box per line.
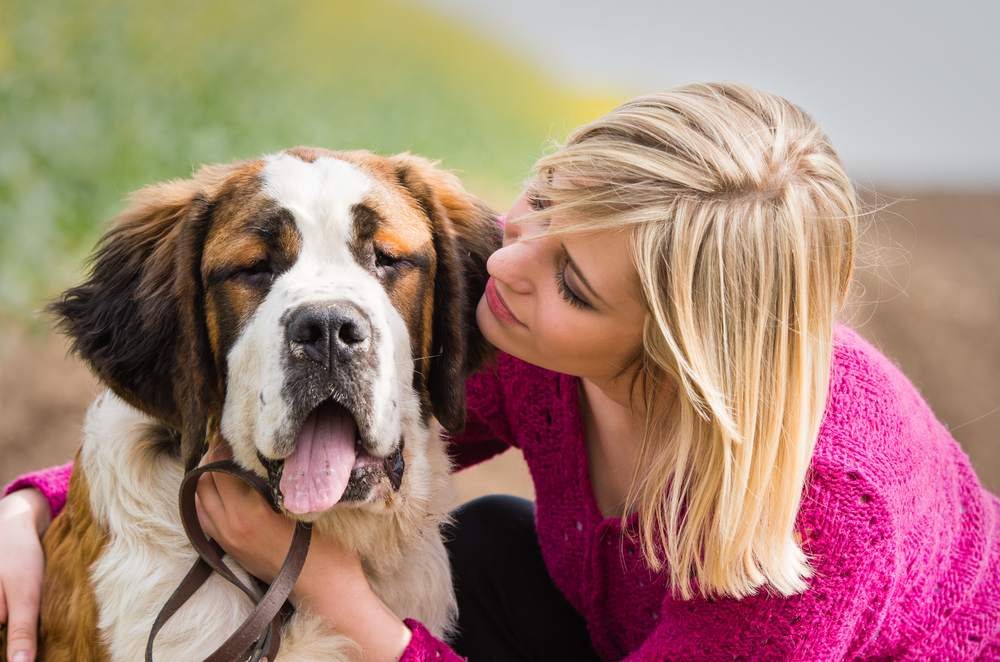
9, 327, 1000, 660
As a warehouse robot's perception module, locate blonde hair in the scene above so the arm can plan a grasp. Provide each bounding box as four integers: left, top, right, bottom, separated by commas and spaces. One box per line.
528, 82, 857, 599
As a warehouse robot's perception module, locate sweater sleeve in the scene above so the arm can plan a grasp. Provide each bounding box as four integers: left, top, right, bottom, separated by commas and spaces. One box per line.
3, 462, 74, 520
446, 358, 517, 471
400, 620, 466, 662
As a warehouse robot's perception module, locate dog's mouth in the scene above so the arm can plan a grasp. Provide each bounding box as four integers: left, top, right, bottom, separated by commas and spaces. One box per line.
257, 398, 405, 514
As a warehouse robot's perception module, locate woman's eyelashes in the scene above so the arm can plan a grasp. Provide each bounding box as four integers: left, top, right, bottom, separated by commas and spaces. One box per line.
557, 264, 592, 310
527, 189, 549, 211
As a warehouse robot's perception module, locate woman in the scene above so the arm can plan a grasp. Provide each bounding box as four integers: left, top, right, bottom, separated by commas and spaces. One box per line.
3, 83, 999, 661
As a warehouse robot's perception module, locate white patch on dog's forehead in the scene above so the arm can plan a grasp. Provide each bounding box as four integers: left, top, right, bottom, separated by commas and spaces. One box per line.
260, 154, 372, 240
258, 152, 378, 302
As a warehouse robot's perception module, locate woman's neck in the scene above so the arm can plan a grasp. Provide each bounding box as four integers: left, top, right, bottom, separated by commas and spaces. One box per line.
578, 377, 645, 519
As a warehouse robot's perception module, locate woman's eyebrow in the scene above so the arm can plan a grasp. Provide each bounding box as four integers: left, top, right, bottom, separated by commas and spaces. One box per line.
562, 245, 608, 307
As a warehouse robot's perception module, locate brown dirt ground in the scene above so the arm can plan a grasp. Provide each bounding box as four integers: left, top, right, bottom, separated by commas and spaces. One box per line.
1, 192, 998, 503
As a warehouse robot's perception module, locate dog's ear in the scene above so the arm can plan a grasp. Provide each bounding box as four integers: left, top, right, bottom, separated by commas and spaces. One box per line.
392, 154, 501, 433
48, 163, 242, 469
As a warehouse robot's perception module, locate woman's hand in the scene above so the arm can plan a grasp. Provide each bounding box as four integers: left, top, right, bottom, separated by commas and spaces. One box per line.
194, 445, 296, 583
0, 488, 51, 662
195, 444, 412, 661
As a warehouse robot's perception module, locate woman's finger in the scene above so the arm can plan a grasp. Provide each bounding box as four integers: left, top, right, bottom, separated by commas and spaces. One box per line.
0, 491, 45, 662
193, 472, 222, 541
202, 441, 232, 464
3, 568, 42, 662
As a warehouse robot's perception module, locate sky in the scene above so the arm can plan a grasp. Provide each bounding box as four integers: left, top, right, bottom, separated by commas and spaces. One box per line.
414, 0, 1000, 191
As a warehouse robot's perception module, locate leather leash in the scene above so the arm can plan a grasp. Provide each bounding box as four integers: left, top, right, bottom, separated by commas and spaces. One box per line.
145, 460, 312, 662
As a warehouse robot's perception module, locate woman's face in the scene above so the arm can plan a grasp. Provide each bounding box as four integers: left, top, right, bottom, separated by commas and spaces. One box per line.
476, 184, 646, 388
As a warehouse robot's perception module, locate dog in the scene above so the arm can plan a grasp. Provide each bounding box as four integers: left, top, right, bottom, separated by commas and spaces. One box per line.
20, 147, 499, 661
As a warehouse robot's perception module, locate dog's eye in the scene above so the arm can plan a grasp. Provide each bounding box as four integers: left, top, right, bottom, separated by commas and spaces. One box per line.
374, 247, 401, 270
235, 258, 274, 285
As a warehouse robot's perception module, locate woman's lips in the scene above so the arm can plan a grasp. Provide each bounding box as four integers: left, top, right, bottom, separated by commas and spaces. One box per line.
485, 278, 523, 327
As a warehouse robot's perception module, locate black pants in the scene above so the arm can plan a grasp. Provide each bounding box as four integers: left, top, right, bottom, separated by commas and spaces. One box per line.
444, 495, 603, 662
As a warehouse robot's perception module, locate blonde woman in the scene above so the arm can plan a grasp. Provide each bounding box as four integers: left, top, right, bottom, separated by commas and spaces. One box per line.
3, 83, 999, 661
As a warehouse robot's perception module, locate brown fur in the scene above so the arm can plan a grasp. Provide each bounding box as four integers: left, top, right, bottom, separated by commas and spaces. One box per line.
37, 455, 110, 662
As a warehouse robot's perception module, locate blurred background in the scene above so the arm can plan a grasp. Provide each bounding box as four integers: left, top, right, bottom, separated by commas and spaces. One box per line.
1, 0, 997, 499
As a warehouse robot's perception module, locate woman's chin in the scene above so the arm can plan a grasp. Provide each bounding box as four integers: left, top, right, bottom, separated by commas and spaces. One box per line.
476, 297, 525, 360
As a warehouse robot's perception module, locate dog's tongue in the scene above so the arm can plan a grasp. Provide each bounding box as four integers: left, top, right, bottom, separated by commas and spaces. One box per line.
280, 401, 356, 514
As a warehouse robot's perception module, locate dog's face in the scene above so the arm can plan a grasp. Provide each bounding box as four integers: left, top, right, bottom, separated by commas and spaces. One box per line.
51, 147, 499, 516
211, 152, 461, 513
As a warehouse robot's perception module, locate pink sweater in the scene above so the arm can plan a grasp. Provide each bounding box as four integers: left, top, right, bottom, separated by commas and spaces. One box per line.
9, 327, 1000, 660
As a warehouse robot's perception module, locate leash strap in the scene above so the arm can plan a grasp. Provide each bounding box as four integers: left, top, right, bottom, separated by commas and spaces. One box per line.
145, 460, 312, 662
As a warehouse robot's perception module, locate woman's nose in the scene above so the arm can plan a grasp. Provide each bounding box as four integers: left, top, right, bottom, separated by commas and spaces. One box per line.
487, 239, 534, 294
502, 216, 549, 246
502, 214, 524, 242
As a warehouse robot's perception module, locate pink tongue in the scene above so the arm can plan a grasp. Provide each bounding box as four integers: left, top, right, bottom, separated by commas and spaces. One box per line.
280, 401, 357, 514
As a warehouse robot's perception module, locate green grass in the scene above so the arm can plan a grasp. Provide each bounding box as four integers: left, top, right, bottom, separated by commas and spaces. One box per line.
0, 0, 619, 322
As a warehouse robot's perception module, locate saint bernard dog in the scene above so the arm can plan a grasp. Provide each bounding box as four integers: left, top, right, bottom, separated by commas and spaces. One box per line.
27, 147, 500, 661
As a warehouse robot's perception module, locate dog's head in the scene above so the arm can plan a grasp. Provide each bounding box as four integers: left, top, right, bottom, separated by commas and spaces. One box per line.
50, 148, 499, 515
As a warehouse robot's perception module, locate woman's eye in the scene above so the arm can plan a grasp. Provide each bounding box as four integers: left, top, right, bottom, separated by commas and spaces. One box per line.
557, 266, 591, 310
527, 190, 549, 212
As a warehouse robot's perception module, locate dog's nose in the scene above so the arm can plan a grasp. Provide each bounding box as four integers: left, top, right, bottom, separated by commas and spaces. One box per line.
286, 302, 372, 365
